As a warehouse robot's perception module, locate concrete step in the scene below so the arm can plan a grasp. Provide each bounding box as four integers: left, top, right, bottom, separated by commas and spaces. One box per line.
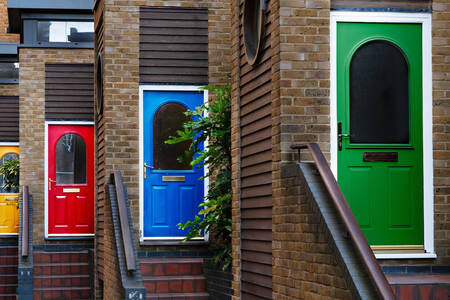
146, 292, 209, 300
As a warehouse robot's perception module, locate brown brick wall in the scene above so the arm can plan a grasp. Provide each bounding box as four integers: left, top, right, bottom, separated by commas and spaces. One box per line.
0, 0, 19, 43
0, 84, 18, 97
97, 0, 232, 297
19, 48, 94, 244
431, 0, 449, 265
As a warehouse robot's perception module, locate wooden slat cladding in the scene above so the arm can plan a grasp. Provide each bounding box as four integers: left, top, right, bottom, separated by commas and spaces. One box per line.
139, 7, 208, 85
0, 96, 19, 142
331, 0, 432, 10
239, 1, 273, 299
94, 5, 105, 282
45, 64, 94, 120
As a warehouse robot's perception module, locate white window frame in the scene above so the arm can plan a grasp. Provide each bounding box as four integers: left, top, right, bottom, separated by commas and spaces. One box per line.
44, 120, 95, 239
139, 85, 209, 243
330, 11, 435, 259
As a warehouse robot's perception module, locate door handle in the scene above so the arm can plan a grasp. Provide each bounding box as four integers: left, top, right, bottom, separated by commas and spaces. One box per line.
144, 163, 153, 179
338, 122, 350, 151
48, 178, 56, 190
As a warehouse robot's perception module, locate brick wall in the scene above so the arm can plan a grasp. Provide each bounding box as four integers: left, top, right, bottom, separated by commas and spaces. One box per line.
19, 48, 94, 244
97, 0, 232, 297
0, 0, 19, 42
0, 84, 18, 97
431, 0, 450, 266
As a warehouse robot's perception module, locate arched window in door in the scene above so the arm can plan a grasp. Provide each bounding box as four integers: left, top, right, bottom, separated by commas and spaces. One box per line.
153, 102, 192, 170
350, 40, 410, 144
0, 153, 19, 193
55, 133, 86, 184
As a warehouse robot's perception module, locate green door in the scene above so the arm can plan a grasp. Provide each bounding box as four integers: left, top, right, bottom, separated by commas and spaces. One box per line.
337, 22, 423, 247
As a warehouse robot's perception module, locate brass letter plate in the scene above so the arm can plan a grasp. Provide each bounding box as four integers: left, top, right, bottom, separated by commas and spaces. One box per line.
363, 152, 398, 162
63, 188, 80, 193
162, 176, 185, 182
5, 196, 18, 201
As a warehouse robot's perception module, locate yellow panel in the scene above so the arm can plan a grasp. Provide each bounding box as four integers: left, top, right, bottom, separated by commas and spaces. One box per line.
0, 146, 19, 234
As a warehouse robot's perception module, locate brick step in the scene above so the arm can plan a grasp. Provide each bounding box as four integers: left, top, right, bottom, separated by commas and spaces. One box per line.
0, 265, 17, 275
388, 274, 450, 300
140, 258, 204, 276
0, 283, 16, 294
34, 274, 91, 288
33, 286, 91, 299
0, 255, 18, 265
0, 294, 16, 300
146, 292, 209, 300
144, 275, 206, 294
0, 274, 17, 285
34, 251, 89, 264
0, 247, 18, 256
34, 262, 89, 276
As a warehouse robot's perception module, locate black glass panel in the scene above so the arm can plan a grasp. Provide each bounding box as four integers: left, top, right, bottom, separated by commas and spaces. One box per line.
153, 103, 192, 170
0, 153, 19, 193
56, 134, 86, 184
350, 40, 409, 144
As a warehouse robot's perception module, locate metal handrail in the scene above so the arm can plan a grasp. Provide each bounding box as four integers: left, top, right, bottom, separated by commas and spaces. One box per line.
112, 171, 136, 272
291, 143, 395, 300
22, 186, 29, 257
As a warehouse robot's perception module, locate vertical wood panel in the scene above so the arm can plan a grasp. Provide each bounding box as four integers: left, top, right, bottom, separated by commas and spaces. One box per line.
139, 7, 208, 85
239, 1, 273, 299
0, 96, 19, 142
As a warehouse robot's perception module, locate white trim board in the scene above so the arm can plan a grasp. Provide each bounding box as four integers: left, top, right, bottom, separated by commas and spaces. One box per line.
139, 85, 209, 243
44, 120, 94, 239
0, 142, 19, 146
330, 12, 434, 258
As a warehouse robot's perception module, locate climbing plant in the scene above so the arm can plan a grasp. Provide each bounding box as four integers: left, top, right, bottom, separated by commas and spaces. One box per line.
166, 83, 232, 270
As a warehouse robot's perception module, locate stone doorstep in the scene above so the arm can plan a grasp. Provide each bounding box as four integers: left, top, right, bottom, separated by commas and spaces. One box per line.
387, 274, 450, 285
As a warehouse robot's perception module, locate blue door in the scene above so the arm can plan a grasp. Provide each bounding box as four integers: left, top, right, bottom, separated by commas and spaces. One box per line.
143, 91, 204, 238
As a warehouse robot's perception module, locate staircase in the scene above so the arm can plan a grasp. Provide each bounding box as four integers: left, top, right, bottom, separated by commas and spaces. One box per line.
0, 245, 18, 299
33, 250, 92, 299
140, 257, 209, 299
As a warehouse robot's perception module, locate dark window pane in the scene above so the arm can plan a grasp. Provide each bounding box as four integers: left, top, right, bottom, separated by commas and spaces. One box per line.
153, 103, 192, 170
0, 63, 19, 82
350, 40, 409, 144
0, 153, 19, 193
56, 134, 86, 184
37, 21, 94, 43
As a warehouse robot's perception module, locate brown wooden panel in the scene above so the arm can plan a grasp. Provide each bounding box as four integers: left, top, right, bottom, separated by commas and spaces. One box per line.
0, 96, 19, 142
241, 207, 272, 219
140, 7, 208, 84
45, 64, 94, 120
242, 271, 272, 288
241, 250, 272, 264
331, 0, 431, 10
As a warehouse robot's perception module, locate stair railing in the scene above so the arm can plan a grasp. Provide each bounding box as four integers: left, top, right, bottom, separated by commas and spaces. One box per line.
109, 171, 145, 300
291, 143, 395, 300
22, 185, 29, 257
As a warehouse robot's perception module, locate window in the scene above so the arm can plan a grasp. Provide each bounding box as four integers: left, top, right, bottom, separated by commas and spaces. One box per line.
56, 134, 86, 184
37, 21, 94, 43
0, 153, 19, 193
0, 62, 19, 84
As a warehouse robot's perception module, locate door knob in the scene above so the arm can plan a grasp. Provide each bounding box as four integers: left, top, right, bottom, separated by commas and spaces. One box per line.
48, 178, 56, 190
144, 163, 153, 179
338, 122, 350, 151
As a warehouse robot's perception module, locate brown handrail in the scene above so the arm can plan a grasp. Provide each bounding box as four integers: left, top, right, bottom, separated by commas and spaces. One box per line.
22, 186, 29, 257
113, 171, 136, 272
291, 143, 395, 300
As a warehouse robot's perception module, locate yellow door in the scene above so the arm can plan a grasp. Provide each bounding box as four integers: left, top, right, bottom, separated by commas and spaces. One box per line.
0, 146, 19, 234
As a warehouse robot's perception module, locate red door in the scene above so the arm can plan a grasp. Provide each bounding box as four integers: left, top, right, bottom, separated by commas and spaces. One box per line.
48, 125, 94, 235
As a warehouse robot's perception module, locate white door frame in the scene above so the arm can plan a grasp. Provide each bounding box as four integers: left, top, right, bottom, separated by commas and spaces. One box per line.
330, 11, 435, 259
44, 120, 95, 238
139, 85, 209, 242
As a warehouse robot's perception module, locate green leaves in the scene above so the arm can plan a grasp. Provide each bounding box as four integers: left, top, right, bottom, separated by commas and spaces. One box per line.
0, 158, 19, 193
167, 83, 232, 270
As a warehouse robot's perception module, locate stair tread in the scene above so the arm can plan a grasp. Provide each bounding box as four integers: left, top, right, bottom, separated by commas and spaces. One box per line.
34, 250, 89, 254
34, 286, 91, 291
143, 275, 206, 281
35, 274, 90, 279
140, 258, 204, 264
146, 292, 209, 296
34, 262, 89, 266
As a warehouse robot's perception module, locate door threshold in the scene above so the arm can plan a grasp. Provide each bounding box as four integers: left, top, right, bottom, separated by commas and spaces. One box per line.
46, 234, 94, 241
371, 245, 425, 254
141, 238, 207, 246
0, 233, 18, 238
